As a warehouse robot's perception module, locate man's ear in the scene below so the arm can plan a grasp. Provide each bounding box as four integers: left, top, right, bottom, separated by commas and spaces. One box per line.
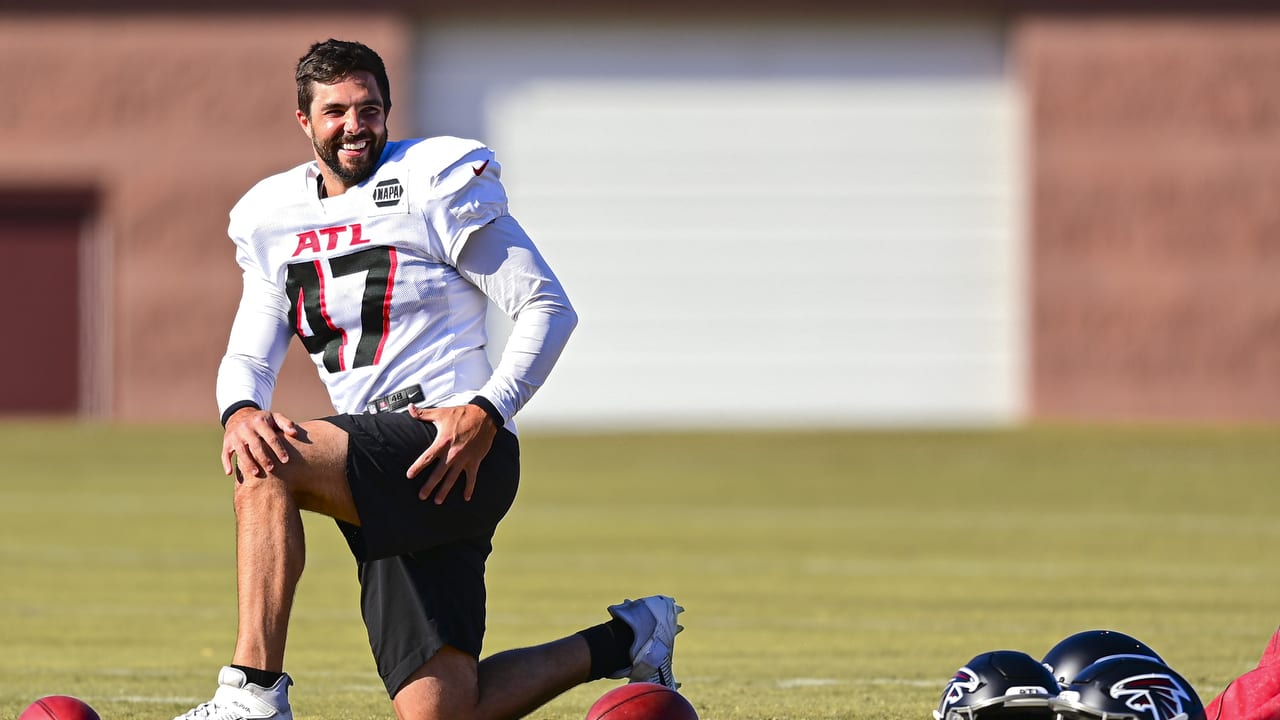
296, 109, 311, 137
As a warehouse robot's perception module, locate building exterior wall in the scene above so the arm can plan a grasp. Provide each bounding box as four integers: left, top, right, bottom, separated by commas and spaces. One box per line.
1020, 14, 1280, 422
414, 16, 1022, 429
1, 13, 411, 422
4, 7, 1277, 425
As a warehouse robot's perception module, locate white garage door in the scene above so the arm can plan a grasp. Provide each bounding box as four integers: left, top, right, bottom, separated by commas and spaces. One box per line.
414, 16, 1022, 430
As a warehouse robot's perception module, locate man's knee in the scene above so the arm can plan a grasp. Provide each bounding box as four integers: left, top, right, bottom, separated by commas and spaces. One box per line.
392, 647, 480, 720
232, 424, 353, 515
231, 467, 294, 513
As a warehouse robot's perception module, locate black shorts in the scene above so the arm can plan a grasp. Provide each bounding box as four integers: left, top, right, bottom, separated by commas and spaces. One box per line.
320, 411, 520, 697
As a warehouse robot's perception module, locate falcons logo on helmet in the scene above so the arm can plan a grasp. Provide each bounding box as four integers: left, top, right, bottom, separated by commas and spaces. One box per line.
942, 667, 982, 708
1109, 673, 1192, 720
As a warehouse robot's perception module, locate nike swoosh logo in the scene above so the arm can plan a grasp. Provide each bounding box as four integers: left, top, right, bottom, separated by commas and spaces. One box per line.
473, 160, 490, 176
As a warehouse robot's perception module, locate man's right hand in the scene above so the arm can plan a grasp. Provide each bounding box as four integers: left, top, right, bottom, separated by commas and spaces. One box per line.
221, 407, 301, 479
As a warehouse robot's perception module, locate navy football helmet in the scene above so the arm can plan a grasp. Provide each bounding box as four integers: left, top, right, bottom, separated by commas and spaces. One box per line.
933, 650, 1058, 720
1042, 630, 1165, 689
1049, 655, 1204, 720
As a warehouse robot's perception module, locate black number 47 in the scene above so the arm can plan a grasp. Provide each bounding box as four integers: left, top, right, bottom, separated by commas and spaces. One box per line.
285, 245, 396, 373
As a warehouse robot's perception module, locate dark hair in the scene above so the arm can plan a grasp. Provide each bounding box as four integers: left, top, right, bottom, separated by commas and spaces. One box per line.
295, 39, 392, 115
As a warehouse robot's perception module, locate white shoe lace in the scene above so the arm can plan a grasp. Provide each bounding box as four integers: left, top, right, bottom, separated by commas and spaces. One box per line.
177, 701, 241, 720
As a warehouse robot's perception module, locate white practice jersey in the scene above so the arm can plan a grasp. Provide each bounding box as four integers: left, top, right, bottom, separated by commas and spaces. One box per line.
215, 136, 576, 428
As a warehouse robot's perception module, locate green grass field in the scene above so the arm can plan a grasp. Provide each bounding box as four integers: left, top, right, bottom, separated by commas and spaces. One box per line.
2, 422, 1278, 720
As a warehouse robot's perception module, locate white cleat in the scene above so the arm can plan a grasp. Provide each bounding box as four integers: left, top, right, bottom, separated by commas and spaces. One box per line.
607, 595, 685, 689
173, 667, 293, 720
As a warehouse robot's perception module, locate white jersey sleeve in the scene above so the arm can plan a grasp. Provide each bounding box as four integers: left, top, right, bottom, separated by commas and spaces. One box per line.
215, 265, 292, 417
215, 194, 299, 420
423, 145, 509, 263
454, 215, 577, 424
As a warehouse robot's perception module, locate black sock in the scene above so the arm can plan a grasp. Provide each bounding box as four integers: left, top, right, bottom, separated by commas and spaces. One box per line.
577, 618, 636, 681
231, 665, 284, 689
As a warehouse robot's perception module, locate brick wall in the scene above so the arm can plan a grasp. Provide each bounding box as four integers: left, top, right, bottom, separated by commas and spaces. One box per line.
1020, 14, 1280, 422
1, 14, 410, 421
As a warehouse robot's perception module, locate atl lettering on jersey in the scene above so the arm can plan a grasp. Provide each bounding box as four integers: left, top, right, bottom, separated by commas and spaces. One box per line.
292, 224, 369, 257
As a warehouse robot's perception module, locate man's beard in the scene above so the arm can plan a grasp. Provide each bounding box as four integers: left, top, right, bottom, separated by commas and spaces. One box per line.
315, 132, 385, 186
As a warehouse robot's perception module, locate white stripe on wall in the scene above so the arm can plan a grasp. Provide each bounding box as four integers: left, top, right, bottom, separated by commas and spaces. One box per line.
416, 16, 1023, 429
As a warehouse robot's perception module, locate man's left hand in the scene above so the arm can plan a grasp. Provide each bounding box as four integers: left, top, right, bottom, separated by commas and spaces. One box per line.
405, 403, 498, 503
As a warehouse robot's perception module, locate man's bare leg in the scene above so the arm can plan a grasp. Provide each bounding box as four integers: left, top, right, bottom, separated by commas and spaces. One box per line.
388, 595, 683, 720
229, 420, 359, 671
392, 638, 591, 720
